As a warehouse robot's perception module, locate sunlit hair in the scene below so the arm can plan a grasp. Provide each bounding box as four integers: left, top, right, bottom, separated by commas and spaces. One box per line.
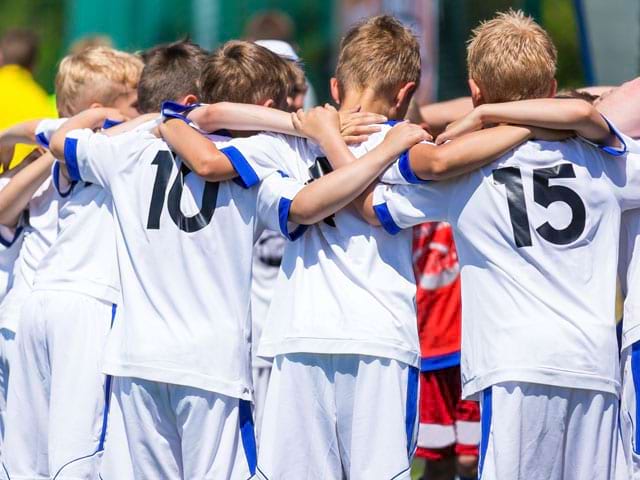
200, 40, 294, 110
467, 9, 557, 103
55, 46, 143, 116
336, 15, 421, 101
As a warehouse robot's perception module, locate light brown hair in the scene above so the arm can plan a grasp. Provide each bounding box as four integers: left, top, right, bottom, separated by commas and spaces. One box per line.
137, 40, 208, 114
467, 9, 557, 103
55, 46, 143, 117
199, 40, 293, 110
335, 15, 421, 101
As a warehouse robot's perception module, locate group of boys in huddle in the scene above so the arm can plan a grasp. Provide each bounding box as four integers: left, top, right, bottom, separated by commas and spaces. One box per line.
0, 8, 638, 480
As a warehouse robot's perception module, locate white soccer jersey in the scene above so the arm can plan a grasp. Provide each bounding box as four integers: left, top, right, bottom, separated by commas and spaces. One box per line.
230, 123, 421, 368
33, 119, 154, 304
0, 178, 24, 301
62, 127, 305, 399
617, 137, 640, 349
374, 133, 635, 398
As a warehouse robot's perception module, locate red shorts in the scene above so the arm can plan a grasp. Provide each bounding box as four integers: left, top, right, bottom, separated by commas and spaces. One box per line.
416, 365, 480, 461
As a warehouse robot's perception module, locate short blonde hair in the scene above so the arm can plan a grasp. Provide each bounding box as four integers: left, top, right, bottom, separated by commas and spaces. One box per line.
467, 10, 557, 103
55, 46, 143, 116
336, 15, 421, 101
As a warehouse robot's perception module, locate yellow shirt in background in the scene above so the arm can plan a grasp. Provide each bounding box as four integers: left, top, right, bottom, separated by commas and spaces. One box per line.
0, 64, 57, 168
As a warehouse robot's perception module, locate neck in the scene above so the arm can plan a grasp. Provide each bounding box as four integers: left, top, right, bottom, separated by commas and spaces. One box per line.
339, 88, 397, 119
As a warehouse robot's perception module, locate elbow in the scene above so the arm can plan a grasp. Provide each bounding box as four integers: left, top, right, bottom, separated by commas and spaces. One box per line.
416, 152, 449, 181
572, 100, 597, 123
190, 152, 225, 179
49, 134, 65, 159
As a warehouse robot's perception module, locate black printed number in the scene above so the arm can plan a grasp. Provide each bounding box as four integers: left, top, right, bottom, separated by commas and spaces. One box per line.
492, 163, 586, 247
146, 151, 219, 233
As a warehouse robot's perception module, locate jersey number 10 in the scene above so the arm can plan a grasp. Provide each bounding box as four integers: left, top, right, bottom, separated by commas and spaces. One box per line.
493, 163, 586, 248
146, 151, 219, 233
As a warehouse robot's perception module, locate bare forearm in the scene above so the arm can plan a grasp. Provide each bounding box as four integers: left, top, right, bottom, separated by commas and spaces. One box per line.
0, 120, 42, 147
103, 113, 158, 136
290, 140, 394, 224
412, 125, 532, 180
50, 108, 115, 159
477, 99, 612, 143
159, 119, 236, 181
189, 103, 298, 136
0, 153, 54, 227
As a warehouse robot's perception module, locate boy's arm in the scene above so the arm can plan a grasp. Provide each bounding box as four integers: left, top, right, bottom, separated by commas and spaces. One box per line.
0, 120, 42, 148
182, 102, 386, 142
437, 99, 618, 148
286, 115, 428, 224
399, 125, 541, 182
0, 152, 55, 227
49, 108, 126, 160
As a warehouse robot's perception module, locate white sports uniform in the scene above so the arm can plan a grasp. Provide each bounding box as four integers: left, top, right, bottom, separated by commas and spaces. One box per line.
3, 117, 133, 479
0, 177, 24, 457
250, 230, 284, 438
373, 127, 634, 479
616, 136, 640, 479
0, 129, 65, 466
60, 125, 306, 479
225, 123, 420, 480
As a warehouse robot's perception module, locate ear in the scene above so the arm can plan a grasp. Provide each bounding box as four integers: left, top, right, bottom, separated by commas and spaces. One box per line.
468, 79, 484, 107
89, 102, 104, 109
548, 79, 558, 98
330, 77, 341, 104
180, 94, 199, 105
395, 81, 416, 109
261, 99, 275, 108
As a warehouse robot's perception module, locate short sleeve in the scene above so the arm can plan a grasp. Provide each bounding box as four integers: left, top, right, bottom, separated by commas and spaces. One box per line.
221, 133, 299, 188
35, 118, 67, 148
257, 171, 308, 241
378, 141, 435, 185
372, 182, 452, 234
63, 128, 120, 187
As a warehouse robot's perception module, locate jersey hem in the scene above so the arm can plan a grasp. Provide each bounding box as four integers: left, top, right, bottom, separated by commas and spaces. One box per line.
257, 338, 420, 368
32, 280, 120, 305
461, 367, 620, 399
102, 361, 253, 401
622, 323, 640, 350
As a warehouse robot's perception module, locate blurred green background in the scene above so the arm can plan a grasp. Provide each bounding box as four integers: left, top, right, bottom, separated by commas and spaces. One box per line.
0, 0, 587, 104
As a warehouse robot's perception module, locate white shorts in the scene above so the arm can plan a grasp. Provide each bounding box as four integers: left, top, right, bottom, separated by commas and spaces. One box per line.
256, 353, 419, 480
113, 377, 256, 479
619, 342, 640, 479
3, 290, 116, 480
479, 381, 618, 480
252, 365, 271, 442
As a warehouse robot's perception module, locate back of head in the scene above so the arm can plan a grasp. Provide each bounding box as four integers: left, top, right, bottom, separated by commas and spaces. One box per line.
0, 28, 39, 70
467, 9, 557, 103
137, 40, 208, 114
55, 46, 143, 117
336, 15, 421, 102
200, 40, 293, 110
244, 10, 294, 41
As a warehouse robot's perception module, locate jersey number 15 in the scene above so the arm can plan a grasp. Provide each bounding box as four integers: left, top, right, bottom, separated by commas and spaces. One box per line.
493, 163, 586, 248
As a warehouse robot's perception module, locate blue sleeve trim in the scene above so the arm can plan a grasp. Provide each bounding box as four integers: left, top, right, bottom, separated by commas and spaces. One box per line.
278, 197, 308, 241
599, 115, 627, 157
102, 119, 123, 130
479, 388, 493, 478
373, 202, 401, 235
63, 137, 82, 182
399, 150, 427, 184
631, 342, 640, 454
0, 225, 23, 248
161, 101, 204, 124
420, 351, 461, 372
52, 161, 76, 197
35, 131, 49, 148
384, 119, 400, 126
220, 146, 259, 189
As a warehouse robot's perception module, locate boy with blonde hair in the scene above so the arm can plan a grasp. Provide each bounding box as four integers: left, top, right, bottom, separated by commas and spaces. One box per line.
358, 10, 632, 480
1, 46, 142, 480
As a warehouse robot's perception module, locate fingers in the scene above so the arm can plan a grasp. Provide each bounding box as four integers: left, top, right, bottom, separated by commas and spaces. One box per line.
342, 112, 387, 129
343, 125, 382, 136
291, 111, 303, 131
344, 135, 370, 145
